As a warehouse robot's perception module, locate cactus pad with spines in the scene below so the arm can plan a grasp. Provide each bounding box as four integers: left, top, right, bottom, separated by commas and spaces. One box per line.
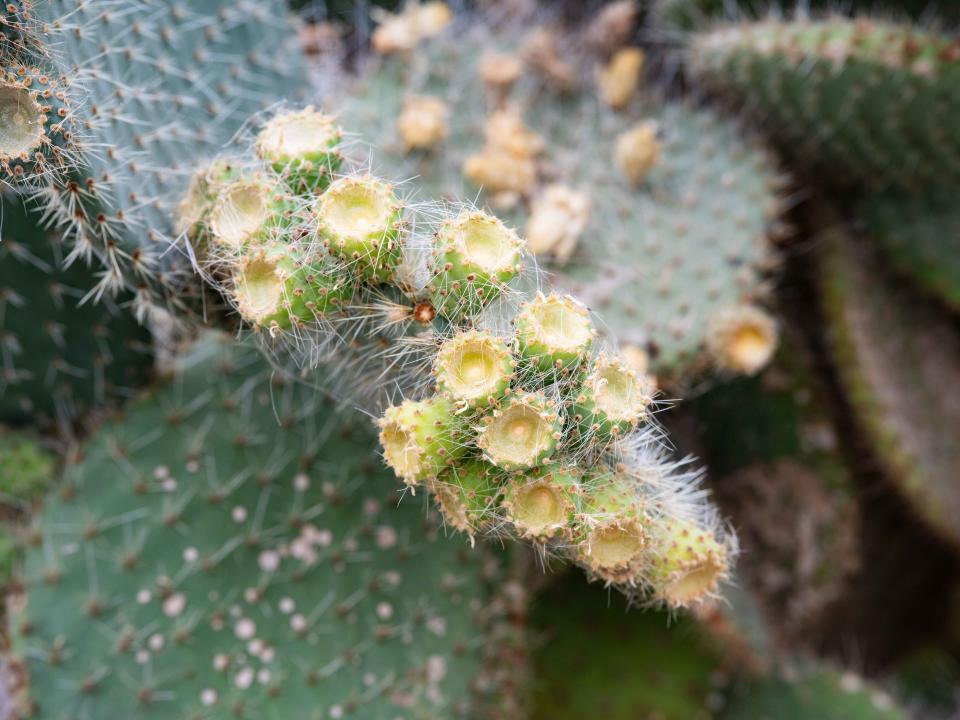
0, 193, 153, 427
337, 18, 784, 381
820, 226, 960, 551
11, 334, 500, 720
689, 16, 960, 191
862, 191, 960, 312
4, 0, 307, 315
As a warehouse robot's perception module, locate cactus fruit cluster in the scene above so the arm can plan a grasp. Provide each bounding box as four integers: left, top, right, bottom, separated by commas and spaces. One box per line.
183, 104, 735, 608
334, 9, 786, 383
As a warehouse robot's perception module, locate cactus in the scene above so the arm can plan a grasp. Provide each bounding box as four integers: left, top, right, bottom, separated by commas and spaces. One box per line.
0, 0, 307, 317
688, 16, 960, 191
180, 104, 736, 608
0, 428, 54, 507
0, 192, 153, 427
861, 191, 960, 313
10, 333, 513, 719
334, 11, 786, 383
819, 225, 960, 551
720, 667, 907, 720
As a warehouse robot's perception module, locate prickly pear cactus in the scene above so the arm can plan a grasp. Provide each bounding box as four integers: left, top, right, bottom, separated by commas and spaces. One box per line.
819, 225, 960, 551
0, 192, 153, 427
688, 16, 960, 191
861, 192, 960, 312
720, 667, 907, 720
336, 11, 785, 382
0, 0, 307, 316
10, 333, 502, 720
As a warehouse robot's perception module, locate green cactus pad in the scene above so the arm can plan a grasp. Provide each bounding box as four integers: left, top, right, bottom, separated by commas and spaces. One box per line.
689, 16, 960, 191
820, 225, 960, 550
0, 194, 153, 426
8, 0, 307, 312
337, 20, 784, 381
862, 191, 960, 312
11, 334, 503, 720
720, 667, 907, 720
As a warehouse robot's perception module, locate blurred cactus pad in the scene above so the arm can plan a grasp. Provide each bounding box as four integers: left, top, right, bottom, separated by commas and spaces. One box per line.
334, 9, 786, 382
10, 334, 512, 719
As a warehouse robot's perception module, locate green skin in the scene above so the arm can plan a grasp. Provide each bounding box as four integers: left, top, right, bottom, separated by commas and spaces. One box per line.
381, 397, 468, 484
10, 0, 306, 312
269, 145, 343, 195
434, 460, 504, 531
690, 17, 960, 190
235, 244, 352, 330
0, 194, 153, 426
11, 335, 496, 720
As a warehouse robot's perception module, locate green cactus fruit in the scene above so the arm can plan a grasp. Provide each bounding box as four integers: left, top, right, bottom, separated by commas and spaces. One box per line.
229, 244, 352, 333
572, 353, 654, 443
501, 468, 580, 543
315, 174, 405, 284
430, 460, 504, 538
476, 392, 563, 472
720, 667, 907, 720
256, 106, 344, 194
206, 177, 293, 251
7, 0, 308, 315
515, 293, 594, 375
862, 191, 960, 312
0, 64, 76, 181
10, 334, 508, 720
574, 470, 648, 584
434, 330, 515, 409
648, 518, 730, 609
337, 18, 784, 382
689, 17, 960, 191
820, 224, 960, 550
0, 429, 54, 506
0, 193, 153, 426
429, 210, 524, 320
377, 396, 468, 487
690, 330, 861, 644
531, 569, 728, 720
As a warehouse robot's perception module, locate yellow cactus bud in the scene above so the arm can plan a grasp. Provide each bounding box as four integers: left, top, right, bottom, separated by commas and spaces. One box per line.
525, 184, 591, 263
397, 95, 449, 152
649, 519, 729, 608
480, 52, 524, 92
597, 47, 645, 110
706, 305, 779, 375
614, 120, 661, 185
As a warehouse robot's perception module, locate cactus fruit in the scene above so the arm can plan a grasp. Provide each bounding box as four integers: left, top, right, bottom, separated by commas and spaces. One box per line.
689, 16, 960, 191
862, 192, 960, 312
10, 333, 509, 719
1, 0, 307, 316
335, 13, 785, 382
705, 304, 779, 376
820, 225, 960, 550
0, 193, 153, 427
184, 103, 735, 606
720, 667, 907, 720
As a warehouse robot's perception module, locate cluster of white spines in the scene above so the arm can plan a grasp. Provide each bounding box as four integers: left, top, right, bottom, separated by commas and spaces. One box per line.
184, 105, 735, 609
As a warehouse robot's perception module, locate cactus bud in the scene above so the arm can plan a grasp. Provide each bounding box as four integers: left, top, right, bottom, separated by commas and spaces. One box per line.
377, 397, 466, 487
525, 184, 591, 264
480, 52, 524, 93
431, 460, 503, 537
434, 330, 514, 408
649, 519, 729, 608
209, 178, 286, 249
573, 353, 653, 442
230, 246, 350, 333
597, 47, 645, 110
575, 472, 647, 583
397, 95, 449, 152
614, 120, 661, 185
476, 392, 562, 472
315, 175, 404, 284
516, 293, 594, 373
502, 468, 580, 542
706, 305, 778, 375
256, 107, 342, 192
430, 210, 524, 318
0, 84, 43, 160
